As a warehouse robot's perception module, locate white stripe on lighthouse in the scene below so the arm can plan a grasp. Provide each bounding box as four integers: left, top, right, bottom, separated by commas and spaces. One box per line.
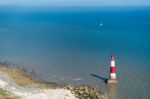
110, 73, 116, 79
111, 61, 115, 67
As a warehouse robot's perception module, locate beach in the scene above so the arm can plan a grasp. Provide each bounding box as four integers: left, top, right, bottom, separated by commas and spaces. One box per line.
0, 67, 76, 99
0, 64, 104, 99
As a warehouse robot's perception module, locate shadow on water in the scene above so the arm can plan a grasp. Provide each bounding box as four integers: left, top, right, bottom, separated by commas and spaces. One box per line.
90, 74, 107, 83
90, 74, 119, 99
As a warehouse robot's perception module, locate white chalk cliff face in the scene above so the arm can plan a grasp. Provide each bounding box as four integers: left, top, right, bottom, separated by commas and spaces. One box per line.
0, 72, 76, 99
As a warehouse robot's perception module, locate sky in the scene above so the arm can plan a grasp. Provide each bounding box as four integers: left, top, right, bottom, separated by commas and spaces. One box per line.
0, 0, 150, 7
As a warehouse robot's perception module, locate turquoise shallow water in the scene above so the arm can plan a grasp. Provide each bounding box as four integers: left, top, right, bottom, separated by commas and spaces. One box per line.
0, 7, 150, 99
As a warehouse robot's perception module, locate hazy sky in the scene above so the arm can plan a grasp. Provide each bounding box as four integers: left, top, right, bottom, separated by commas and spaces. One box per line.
0, 0, 150, 7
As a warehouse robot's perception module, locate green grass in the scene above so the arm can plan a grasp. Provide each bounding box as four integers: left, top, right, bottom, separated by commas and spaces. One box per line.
0, 88, 21, 99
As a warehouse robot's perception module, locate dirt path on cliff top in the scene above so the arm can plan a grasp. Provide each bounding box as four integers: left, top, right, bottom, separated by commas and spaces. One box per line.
0, 71, 76, 99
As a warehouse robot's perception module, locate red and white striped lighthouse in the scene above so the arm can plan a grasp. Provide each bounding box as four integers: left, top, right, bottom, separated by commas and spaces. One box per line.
107, 54, 117, 84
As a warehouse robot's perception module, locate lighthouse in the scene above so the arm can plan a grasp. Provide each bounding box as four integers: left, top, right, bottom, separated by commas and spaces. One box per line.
107, 54, 118, 84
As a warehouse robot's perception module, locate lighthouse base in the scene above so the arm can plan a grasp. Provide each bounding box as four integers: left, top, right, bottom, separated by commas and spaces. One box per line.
107, 79, 117, 84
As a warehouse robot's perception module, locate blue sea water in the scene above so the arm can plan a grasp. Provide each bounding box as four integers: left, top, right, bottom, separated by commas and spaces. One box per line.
0, 7, 150, 99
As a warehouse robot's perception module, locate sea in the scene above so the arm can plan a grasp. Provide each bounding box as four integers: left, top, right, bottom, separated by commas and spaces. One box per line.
0, 7, 150, 99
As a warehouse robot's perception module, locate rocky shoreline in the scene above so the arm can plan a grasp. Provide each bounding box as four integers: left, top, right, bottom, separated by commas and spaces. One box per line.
66, 85, 105, 99
0, 63, 105, 99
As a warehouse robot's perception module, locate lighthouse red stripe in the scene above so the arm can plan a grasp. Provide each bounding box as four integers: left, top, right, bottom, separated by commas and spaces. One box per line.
110, 67, 116, 73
